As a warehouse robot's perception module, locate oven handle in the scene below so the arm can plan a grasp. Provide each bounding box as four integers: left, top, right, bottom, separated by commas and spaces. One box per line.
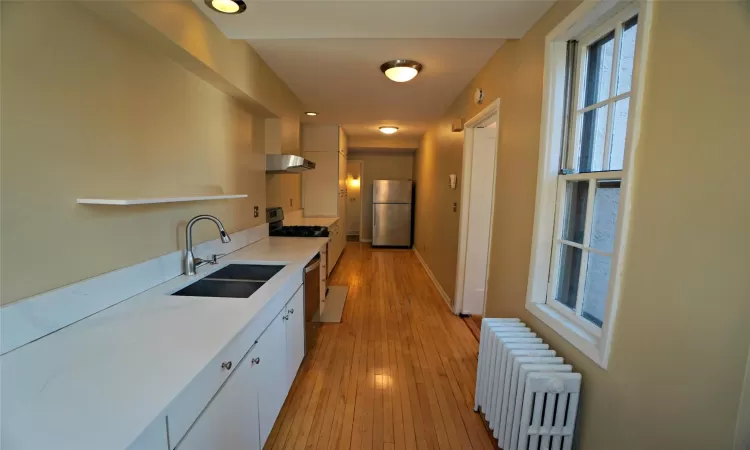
305, 257, 320, 273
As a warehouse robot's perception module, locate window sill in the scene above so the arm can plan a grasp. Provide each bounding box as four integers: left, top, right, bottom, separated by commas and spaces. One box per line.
526, 302, 609, 368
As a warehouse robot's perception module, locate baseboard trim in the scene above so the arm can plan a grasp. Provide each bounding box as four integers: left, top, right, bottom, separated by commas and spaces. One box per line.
412, 248, 453, 311
1, 224, 269, 355
360, 238, 372, 243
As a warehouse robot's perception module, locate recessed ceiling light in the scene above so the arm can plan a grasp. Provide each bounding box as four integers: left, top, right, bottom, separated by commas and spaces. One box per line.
205, 0, 246, 14
379, 126, 399, 135
304, 112, 318, 116
380, 60, 423, 83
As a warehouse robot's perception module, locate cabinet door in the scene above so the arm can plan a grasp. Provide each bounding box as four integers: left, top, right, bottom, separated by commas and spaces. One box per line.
175, 347, 261, 450
257, 312, 288, 447
285, 287, 305, 392
302, 151, 339, 216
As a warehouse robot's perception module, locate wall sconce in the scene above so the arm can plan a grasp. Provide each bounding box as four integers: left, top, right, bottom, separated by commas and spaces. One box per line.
348, 175, 361, 188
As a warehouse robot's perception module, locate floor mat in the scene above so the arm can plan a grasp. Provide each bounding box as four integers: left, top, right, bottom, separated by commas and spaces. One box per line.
319, 285, 348, 323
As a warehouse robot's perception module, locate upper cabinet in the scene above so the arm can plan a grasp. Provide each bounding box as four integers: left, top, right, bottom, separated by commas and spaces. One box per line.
301, 124, 347, 155
338, 127, 348, 156
301, 124, 348, 217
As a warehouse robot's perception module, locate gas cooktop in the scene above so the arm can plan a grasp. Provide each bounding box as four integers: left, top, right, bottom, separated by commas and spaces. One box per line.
270, 225, 329, 238
267, 207, 330, 238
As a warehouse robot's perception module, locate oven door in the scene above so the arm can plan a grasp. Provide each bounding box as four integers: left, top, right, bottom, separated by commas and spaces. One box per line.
304, 254, 321, 354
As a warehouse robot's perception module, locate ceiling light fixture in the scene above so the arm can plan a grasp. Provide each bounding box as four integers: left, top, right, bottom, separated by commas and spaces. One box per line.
304, 112, 318, 116
205, 0, 246, 14
380, 60, 423, 83
379, 126, 399, 135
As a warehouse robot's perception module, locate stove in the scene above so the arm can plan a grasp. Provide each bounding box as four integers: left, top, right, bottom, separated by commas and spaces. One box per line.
267, 207, 330, 238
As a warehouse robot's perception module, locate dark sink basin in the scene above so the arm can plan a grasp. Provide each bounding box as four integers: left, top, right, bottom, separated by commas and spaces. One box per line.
203, 264, 285, 282
172, 279, 265, 298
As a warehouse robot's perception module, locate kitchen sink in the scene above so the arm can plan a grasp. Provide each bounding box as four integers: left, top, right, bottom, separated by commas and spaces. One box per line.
171, 264, 285, 298
203, 264, 285, 282
172, 279, 265, 298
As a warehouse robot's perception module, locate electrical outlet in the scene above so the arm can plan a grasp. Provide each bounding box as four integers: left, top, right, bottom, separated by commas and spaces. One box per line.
253, 206, 259, 218
452, 202, 457, 212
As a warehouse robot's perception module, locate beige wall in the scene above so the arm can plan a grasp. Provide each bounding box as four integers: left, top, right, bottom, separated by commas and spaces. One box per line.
414, 1, 750, 448
347, 135, 421, 149
0, 2, 300, 305
345, 161, 363, 234
348, 151, 415, 241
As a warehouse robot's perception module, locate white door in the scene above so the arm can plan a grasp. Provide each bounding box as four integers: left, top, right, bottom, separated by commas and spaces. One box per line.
285, 287, 305, 392
462, 126, 497, 315
257, 311, 288, 447
175, 346, 261, 450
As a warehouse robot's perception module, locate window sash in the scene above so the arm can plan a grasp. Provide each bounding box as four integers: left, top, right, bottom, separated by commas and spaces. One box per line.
566, 12, 636, 173
547, 170, 621, 331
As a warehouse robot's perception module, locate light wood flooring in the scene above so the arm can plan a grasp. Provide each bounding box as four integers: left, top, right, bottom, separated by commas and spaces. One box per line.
265, 243, 496, 449
462, 315, 483, 342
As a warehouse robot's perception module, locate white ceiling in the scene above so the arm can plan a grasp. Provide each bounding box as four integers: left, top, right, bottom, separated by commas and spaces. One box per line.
199, 0, 554, 140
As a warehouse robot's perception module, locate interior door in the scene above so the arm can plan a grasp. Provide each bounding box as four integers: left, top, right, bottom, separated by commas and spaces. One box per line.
285, 287, 305, 392
175, 347, 261, 450
373, 203, 412, 246
257, 311, 288, 447
462, 126, 497, 315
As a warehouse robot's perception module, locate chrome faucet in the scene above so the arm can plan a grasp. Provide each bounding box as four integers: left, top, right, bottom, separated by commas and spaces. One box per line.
184, 215, 231, 276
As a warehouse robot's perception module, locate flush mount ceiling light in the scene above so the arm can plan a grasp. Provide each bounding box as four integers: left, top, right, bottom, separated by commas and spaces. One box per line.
304, 112, 318, 116
380, 60, 423, 83
205, 0, 246, 14
379, 126, 399, 135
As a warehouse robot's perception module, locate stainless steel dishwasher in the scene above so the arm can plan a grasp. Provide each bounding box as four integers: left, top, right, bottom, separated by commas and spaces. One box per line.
304, 254, 321, 354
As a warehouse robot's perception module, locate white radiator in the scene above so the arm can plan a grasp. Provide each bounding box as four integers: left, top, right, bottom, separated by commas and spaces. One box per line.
475, 318, 582, 450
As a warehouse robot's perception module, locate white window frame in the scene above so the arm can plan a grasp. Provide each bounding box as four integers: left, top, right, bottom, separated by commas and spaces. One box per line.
526, 0, 652, 369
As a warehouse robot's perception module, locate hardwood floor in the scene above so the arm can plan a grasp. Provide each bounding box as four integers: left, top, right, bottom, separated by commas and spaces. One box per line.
462, 315, 483, 342
265, 243, 496, 450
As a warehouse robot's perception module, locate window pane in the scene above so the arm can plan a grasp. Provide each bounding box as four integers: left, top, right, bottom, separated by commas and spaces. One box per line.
556, 244, 583, 310
582, 253, 612, 327
608, 98, 630, 170
561, 180, 589, 243
616, 16, 638, 95
583, 31, 615, 107
590, 180, 621, 253
589, 180, 620, 253
577, 105, 608, 172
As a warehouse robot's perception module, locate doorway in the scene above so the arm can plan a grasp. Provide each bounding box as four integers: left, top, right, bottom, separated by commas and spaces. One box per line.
346, 160, 364, 241
454, 99, 501, 316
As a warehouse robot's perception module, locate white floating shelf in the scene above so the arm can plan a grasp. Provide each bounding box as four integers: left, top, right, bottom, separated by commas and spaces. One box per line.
76, 194, 248, 206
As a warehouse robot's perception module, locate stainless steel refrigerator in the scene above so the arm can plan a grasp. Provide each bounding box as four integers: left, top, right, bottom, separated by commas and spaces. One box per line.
372, 180, 413, 247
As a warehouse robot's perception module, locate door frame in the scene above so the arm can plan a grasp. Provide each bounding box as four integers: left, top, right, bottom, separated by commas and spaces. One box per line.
453, 98, 501, 316
346, 159, 365, 240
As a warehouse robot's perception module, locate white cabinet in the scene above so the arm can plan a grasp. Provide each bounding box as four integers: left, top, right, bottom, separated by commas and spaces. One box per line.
175, 345, 262, 450
301, 124, 348, 219
172, 286, 307, 450
257, 311, 288, 447
302, 151, 339, 217
284, 287, 305, 392
326, 221, 345, 276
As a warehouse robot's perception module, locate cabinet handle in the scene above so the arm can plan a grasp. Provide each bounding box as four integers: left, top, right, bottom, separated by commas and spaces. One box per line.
221, 361, 233, 371
252, 357, 260, 365
283, 315, 289, 321
289, 308, 295, 314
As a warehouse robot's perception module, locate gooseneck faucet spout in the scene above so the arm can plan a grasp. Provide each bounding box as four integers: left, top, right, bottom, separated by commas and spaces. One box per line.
184, 215, 231, 276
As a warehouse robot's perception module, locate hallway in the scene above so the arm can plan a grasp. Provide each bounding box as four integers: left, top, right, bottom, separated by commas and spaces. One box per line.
266, 243, 496, 449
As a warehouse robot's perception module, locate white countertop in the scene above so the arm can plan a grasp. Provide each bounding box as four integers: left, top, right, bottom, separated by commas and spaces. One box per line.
284, 215, 339, 227
0, 236, 327, 450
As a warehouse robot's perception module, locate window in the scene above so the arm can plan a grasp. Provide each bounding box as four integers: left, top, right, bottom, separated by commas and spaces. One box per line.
527, 2, 650, 368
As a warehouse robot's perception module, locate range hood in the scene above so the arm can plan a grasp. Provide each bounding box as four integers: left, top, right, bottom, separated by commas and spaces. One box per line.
266, 154, 316, 174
